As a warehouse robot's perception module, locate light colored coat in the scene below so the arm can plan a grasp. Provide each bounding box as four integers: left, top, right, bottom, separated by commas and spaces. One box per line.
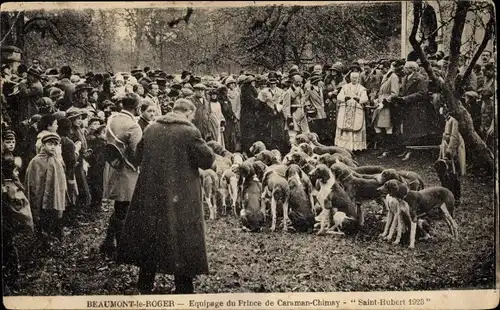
439, 116, 466, 176
103, 110, 142, 202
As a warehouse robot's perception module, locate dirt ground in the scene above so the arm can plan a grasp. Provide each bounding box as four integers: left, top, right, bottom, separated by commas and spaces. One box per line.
4, 150, 496, 296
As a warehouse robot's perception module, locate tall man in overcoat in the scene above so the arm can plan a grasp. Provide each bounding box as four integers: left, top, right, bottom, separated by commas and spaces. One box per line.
117, 98, 215, 294
390, 61, 431, 160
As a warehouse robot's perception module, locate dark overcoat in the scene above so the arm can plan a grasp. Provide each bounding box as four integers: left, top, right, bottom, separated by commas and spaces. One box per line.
117, 112, 215, 276
396, 72, 436, 145
239, 83, 259, 153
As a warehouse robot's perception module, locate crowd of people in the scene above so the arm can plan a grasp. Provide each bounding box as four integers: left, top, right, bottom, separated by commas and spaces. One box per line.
1, 48, 496, 292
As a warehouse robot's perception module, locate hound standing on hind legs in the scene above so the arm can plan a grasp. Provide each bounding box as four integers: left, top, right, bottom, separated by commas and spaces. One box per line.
200, 169, 219, 220
377, 179, 459, 249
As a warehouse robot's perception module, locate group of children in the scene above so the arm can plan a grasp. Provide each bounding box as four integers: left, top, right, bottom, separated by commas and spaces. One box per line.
1, 112, 108, 289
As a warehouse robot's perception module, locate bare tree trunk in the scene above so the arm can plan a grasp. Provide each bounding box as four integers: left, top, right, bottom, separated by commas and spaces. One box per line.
409, 0, 494, 171
15, 11, 25, 50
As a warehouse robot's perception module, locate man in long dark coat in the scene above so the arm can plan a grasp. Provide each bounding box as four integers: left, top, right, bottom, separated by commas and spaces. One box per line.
239, 76, 259, 154
390, 61, 434, 160
117, 98, 215, 294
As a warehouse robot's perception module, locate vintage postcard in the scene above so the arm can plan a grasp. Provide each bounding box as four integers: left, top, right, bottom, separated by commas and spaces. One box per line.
1, 1, 498, 309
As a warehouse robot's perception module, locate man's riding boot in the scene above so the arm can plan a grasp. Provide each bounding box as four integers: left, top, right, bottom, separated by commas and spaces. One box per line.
174, 275, 194, 294
100, 213, 117, 256
138, 267, 156, 294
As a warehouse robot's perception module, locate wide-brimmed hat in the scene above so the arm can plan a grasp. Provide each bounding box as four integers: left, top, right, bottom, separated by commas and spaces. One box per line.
74, 83, 92, 93
168, 89, 180, 98
288, 68, 300, 78
225, 76, 236, 85
131, 66, 142, 75
237, 75, 247, 84
268, 77, 278, 84
88, 116, 105, 125
66, 108, 87, 119
309, 75, 322, 84
349, 62, 362, 72
244, 75, 255, 84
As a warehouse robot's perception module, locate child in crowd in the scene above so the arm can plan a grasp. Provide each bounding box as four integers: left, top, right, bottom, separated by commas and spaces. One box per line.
2, 154, 34, 290
25, 133, 67, 247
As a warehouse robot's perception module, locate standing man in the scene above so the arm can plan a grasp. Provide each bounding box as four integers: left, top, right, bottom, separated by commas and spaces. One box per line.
56, 66, 76, 110
17, 67, 43, 124
117, 98, 215, 294
282, 74, 309, 141
390, 61, 430, 161
100, 93, 143, 258
188, 83, 214, 142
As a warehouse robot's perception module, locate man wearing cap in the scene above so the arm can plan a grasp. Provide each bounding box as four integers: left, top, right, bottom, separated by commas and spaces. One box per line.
117, 98, 214, 294
282, 74, 309, 139
304, 74, 327, 142
57, 66, 76, 108
17, 66, 43, 123
145, 82, 161, 117
101, 93, 143, 258
187, 83, 214, 141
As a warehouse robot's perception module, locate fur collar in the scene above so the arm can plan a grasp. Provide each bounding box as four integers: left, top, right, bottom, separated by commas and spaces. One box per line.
156, 112, 196, 127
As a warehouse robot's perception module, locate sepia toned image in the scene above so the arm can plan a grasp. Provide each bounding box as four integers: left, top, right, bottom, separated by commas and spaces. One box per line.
1, 1, 498, 309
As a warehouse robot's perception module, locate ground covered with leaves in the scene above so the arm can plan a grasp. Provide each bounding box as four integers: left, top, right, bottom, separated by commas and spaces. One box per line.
4, 150, 496, 296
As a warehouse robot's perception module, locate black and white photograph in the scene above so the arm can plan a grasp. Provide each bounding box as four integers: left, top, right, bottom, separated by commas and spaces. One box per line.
1, 1, 498, 309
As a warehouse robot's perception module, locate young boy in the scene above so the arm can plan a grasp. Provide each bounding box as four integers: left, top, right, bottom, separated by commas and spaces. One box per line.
25, 133, 67, 247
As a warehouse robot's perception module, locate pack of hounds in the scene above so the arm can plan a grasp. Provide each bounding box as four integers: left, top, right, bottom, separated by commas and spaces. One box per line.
200, 132, 459, 249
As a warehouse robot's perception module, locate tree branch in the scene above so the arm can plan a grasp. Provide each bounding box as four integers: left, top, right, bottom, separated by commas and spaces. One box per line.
409, 0, 441, 88
460, 7, 494, 86
445, 0, 470, 83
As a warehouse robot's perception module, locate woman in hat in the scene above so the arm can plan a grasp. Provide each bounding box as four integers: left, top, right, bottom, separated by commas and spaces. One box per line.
335, 71, 369, 152
208, 88, 226, 147
374, 59, 405, 158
